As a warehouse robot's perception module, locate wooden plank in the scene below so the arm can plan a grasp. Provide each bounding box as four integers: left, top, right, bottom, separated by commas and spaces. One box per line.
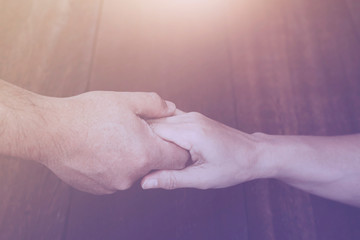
0, 1, 101, 239
226, 0, 318, 239
227, 0, 360, 239
65, 0, 248, 239
225, 3, 292, 238
284, 0, 360, 239
345, 0, 360, 38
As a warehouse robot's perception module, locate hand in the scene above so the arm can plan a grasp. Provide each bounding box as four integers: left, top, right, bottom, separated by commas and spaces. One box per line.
142, 111, 273, 190
37, 92, 189, 194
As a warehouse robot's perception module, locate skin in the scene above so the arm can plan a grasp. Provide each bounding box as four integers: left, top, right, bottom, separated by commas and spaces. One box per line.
142, 111, 360, 207
1, 80, 359, 207
0, 80, 189, 194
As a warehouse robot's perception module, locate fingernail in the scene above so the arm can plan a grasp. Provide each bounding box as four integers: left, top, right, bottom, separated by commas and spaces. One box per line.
142, 179, 158, 189
165, 101, 176, 112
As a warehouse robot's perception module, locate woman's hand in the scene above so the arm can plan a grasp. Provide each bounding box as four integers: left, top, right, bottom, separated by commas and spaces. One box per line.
142, 110, 360, 207
142, 111, 275, 190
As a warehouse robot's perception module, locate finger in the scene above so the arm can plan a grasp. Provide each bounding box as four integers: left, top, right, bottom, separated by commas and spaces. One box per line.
150, 122, 196, 150
147, 112, 191, 125
174, 109, 186, 115
124, 92, 176, 119
155, 138, 191, 170
145, 109, 186, 125
141, 166, 208, 190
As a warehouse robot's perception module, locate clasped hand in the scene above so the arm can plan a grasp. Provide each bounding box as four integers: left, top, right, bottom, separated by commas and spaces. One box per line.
3, 80, 359, 206
37, 91, 190, 194
39, 92, 262, 194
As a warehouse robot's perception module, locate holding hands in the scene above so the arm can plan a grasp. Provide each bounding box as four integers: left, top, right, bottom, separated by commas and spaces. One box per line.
142, 109, 360, 207
142, 111, 273, 190
1, 79, 359, 206
42, 92, 190, 194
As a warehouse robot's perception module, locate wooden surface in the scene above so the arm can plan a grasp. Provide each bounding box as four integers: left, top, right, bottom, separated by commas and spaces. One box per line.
0, 1, 102, 239
0, 0, 359, 239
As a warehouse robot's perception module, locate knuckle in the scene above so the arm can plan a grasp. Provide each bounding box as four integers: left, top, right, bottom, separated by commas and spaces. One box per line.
165, 173, 177, 190
146, 92, 167, 110
147, 92, 162, 102
187, 112, 206, 126
188, 112, 203, 120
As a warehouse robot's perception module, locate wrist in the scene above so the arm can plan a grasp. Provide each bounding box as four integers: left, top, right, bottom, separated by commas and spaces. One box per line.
249, 132, 282, 180
0, 88, 57, 164
253, 134, 318, 182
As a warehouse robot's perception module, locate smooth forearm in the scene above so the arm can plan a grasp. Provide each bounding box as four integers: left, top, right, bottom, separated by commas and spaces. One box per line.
256, 133, 360, 207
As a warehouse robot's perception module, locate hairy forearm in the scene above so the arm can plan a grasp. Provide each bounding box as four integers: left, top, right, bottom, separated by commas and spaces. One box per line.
0, 80, 53, 164
256, 133, 360, 207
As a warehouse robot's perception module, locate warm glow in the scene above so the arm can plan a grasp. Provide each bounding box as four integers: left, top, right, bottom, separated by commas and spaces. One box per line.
105, 0, 228, 24
147, 0, 225, 12
102, 0, 230, 50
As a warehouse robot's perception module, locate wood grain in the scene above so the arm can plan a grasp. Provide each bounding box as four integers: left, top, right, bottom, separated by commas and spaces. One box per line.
345, 0, 360, 37
1, 0, 359, 239
288, 0, 360, 239
227, 0, 360, 239
0, 0, 101, 239
226, 1, 317, 239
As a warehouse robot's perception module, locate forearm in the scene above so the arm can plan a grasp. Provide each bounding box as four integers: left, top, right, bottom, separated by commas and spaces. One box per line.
256, 133, 360, 207
0, 80, 53, 164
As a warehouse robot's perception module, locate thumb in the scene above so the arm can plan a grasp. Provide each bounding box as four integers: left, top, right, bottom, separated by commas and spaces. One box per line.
141, 166, 208, 190
125, 92, 176, 119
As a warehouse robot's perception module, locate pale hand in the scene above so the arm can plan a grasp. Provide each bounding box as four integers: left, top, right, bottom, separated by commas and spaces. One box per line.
142, 111, 272, 190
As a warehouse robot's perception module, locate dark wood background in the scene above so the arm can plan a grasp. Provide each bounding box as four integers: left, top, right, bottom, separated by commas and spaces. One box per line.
0, 0, 359, 239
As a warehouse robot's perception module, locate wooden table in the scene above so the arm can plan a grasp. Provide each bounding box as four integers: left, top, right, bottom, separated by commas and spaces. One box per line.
0, 0, 359, 239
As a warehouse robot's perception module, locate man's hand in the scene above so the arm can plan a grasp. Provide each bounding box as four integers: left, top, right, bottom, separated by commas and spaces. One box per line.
0, 80, 189, 194
41, 92, 189, 194
141, 111, 273, 190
